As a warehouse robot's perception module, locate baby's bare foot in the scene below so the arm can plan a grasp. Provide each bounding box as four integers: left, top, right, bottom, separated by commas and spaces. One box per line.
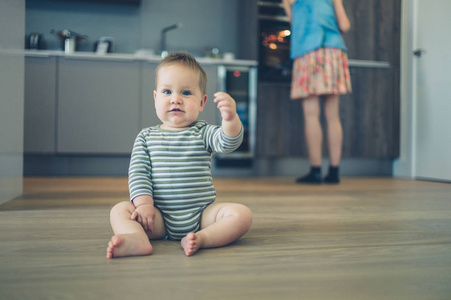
181, 232, 203, 256
106, 233, 153, 259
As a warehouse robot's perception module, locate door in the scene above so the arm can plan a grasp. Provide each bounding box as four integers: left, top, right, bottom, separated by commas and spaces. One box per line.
413, 0, 451, 181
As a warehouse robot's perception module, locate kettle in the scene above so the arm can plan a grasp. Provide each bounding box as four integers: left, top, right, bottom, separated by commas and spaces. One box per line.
51, 29, 88, 53
26, 32, 46, 50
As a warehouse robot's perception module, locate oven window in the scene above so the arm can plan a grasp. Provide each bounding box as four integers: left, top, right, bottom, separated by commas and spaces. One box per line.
259, 20, 292, 82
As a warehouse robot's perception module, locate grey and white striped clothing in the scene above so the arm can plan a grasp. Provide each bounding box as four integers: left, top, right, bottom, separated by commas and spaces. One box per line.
128, 120, 243, 240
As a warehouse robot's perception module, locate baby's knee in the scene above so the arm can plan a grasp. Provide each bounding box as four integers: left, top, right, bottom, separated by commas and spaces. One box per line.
110, 201, 134, 217
235, 204, 253, 228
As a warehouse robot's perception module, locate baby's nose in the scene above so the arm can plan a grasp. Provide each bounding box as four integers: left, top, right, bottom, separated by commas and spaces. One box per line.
170, 94, 183, 104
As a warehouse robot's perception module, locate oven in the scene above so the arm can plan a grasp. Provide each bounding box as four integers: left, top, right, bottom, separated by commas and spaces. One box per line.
258, 0, 292, 83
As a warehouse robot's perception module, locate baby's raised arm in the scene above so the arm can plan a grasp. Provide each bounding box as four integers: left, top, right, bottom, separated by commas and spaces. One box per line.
213, 92, 242, 137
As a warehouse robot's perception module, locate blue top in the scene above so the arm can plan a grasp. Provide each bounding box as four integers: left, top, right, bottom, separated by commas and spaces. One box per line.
290, 0, 347, 59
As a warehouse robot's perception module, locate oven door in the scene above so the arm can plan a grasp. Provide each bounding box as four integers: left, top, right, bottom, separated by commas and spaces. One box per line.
259, 18, 292, 82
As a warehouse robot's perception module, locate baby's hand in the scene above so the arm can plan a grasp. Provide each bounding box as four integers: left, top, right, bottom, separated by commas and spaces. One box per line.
131, 204, 156, 232
214, 92, 238, 122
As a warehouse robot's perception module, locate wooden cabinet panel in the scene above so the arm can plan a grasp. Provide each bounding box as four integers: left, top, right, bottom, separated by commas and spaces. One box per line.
343, 0, 401, 64
255, 0, 401, 159
257, 67, 399, 158
341, 67, 399, 158
256, 83, 306, 157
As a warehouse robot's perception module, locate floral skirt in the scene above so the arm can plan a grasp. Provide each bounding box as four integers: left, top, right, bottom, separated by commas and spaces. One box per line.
290, 47, 352, 100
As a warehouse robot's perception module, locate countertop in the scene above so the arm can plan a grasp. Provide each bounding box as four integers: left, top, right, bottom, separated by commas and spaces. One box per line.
4, 49, 390, 69
23, 50, 259, 66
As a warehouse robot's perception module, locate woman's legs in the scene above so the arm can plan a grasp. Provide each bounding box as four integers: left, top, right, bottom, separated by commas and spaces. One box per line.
302, 96, 322, 166
297, 94, 343, 183
324, 94, 342, 167
324, 94, 343, 183
297, 96, 323, 183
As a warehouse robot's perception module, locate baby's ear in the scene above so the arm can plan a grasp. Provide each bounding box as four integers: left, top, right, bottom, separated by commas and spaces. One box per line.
199, 94, 207, 112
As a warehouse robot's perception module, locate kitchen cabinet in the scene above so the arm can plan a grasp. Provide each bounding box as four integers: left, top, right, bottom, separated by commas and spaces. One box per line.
256, 82, 304, 157
257, 66, 399, 158
140, 61, 160, 129
254, 0, 400, 159
24, 55, 57, 153
23, 53, 249, 159
57, 57, 141, 153
343, 0, 401, 64
340, 67, 399, 158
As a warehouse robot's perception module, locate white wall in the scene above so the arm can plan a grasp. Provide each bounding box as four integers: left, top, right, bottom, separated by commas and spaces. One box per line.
25, 0, 239, 57
0, 0, 25, 204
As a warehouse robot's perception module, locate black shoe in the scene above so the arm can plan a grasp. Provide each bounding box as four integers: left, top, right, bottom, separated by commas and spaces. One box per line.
324, 166, 340, 184
324, 174, 340, 184
296, 167, 322, 184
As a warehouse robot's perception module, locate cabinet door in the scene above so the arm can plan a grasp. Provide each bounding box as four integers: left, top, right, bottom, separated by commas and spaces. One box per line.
57, 57, 140, 154
341, 67, 399, 158
257, 67, 399, 159
24, 56, 57, 153
256, 83, 306, 157
343, 0, 401, 63
140, 62, 160, 129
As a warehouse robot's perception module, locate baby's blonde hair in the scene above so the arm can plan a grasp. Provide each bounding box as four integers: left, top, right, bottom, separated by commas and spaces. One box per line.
155, 51, 207, 95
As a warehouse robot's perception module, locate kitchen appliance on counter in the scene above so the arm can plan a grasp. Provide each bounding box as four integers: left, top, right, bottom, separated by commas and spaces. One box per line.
26, 32, 46, 50
51, 29, 88, 54
215, 65, 257, 167
93, 37, 115, 54
258, 0, 292, 82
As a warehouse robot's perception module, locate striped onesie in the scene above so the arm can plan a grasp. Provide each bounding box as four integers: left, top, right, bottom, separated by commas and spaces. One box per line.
128, 120, 243, 240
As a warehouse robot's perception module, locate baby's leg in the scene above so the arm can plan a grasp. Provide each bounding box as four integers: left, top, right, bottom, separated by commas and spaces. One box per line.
107, 201, 165, 258
181, 203, 252, 256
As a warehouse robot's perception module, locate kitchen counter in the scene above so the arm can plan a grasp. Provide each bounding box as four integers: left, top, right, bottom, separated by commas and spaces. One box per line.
21, 50, 390, 68
23, 50, 258, 66
23, 50, 258, 157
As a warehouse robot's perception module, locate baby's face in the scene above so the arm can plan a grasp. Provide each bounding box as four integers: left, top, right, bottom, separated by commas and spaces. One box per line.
154, 64, 207, 130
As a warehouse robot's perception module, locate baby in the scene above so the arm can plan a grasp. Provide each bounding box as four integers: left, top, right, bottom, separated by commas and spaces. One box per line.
107, 52, 253, 258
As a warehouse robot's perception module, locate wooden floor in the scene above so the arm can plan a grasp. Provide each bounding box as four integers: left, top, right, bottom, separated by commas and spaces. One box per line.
1, 177, 451, 299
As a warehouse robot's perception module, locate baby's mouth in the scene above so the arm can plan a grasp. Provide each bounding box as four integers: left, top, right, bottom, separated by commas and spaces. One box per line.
169, 108, 183, 112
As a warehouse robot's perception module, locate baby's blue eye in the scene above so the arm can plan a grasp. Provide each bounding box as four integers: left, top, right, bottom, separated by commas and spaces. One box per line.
163, 89, 171, 95
182, 90, 192, 96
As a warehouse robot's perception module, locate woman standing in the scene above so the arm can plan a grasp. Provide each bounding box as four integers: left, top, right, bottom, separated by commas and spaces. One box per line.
283, 0, 352, 184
